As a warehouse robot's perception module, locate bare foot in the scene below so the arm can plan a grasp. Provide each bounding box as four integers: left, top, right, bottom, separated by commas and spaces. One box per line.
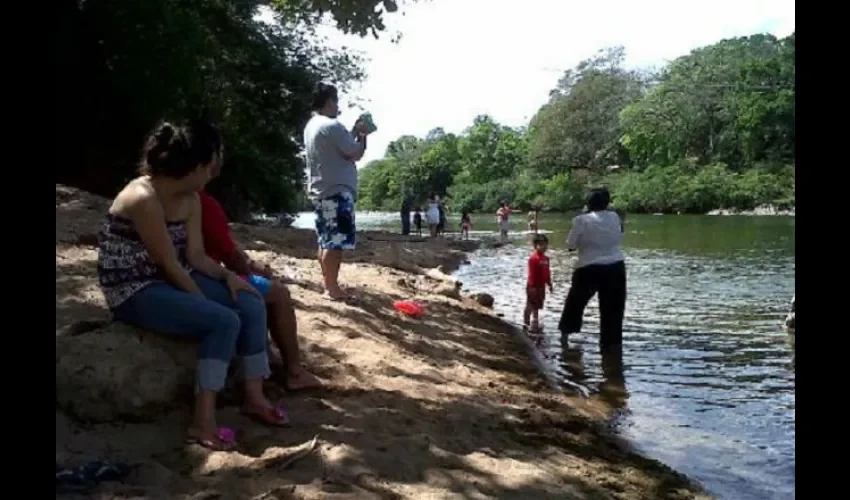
286, 369, 323, 391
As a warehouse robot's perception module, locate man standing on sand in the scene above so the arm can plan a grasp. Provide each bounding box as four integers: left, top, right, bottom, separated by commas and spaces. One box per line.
304, 82, 369, 301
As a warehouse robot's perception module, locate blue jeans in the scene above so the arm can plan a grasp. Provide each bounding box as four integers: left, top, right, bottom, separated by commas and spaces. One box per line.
113, 272, 270, 392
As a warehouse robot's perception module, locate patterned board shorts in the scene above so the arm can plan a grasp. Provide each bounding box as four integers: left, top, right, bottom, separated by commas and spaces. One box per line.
314, 192, 357, 250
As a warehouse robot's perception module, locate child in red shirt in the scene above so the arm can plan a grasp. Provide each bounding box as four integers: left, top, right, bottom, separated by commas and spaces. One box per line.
524, 234, 553, 332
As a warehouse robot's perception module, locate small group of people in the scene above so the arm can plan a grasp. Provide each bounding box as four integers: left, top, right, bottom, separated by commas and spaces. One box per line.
410, 201, 474, 240
497, 202, 541, 243
93, 75, 626, 454
410, 194, 460, 238
95, 82, 371, 451
418, 194, 446, 237
523, 188, 627, 353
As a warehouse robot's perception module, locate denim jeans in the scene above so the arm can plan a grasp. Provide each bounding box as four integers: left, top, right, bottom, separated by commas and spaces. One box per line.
113, 272, 270, 392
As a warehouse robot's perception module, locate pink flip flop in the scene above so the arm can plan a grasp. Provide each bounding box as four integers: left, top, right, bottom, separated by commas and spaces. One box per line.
187, 426, 237, 451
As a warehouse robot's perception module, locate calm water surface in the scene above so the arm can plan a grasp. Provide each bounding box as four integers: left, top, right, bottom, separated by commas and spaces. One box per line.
293, 211, 796, 500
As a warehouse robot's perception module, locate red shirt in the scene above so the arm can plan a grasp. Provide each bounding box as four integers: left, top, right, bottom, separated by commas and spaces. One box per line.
527, 251, 551, 288
496, 206, 512, 222
199, 190, 237, 265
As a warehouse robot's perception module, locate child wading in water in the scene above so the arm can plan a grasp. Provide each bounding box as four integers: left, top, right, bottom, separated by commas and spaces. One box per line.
413, 208, 423, 237
460, 211, 472, 240
524, 233, 553, 332
527, 206, 540, 233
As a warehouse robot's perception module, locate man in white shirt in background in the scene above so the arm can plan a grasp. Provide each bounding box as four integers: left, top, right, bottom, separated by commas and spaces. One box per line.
304, 82, 369, 301
559, 187, 627, 351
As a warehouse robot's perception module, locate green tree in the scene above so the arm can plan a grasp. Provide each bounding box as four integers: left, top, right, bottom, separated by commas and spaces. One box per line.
55, 0, 409, 219
526, 47, 647, 176
456, 115, 526, 184
620, 34, 795, 169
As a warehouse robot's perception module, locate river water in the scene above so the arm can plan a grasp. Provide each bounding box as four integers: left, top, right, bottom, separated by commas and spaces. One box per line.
292, 211, 796, 500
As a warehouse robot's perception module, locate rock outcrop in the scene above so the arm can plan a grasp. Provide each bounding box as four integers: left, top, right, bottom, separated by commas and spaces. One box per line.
471, 292, 495, 309
56, 322, 198, 422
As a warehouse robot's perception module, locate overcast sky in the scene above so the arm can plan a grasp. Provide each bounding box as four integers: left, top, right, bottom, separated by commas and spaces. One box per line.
285, 0, 795, 165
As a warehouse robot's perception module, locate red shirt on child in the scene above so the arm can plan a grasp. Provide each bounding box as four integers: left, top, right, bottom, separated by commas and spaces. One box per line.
527, 251, 550, 288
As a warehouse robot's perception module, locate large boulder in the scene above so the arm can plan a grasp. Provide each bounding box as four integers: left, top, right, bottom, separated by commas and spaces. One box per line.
56, 322, 197, 422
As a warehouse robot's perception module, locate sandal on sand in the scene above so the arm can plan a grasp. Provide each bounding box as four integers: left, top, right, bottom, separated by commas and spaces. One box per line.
186, 427, 237, 451
241, 405, 291, 427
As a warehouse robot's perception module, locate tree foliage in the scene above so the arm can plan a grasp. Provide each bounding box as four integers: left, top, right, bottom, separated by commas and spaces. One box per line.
359, 34, 795, 214
55, 0, 407, 219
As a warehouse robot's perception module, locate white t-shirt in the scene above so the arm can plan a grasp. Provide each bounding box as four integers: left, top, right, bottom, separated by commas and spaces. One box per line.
566, 210, 625, 268
426, 202, 440, 224
304, 114, 361, 200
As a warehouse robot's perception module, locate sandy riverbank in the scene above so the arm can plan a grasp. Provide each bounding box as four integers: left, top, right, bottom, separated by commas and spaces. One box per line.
56, 185, 708, 499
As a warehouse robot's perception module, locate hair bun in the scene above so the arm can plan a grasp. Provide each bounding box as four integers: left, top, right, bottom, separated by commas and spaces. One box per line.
154, 124, 176, 145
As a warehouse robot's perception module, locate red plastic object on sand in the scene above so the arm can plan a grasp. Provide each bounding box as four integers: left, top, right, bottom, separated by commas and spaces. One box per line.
393, 300, 425, 318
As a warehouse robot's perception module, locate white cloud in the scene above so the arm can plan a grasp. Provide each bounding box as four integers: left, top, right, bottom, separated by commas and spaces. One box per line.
314, 0, 795, 165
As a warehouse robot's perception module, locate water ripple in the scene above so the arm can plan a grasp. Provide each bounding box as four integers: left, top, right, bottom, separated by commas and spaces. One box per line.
455, 238, 795, 500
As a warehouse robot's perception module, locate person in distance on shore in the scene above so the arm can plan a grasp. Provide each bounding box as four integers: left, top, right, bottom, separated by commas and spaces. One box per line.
437, 197, 447, 237
413, 207, 423, 237
558, 187, 627, 352
199, 169, 322, 391
425, 194, 441, 237
304, 82, 370, 302
524, 233, 553, 332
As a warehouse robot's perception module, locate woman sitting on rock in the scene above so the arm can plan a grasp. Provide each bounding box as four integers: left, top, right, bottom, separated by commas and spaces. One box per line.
97, 118, 288, 451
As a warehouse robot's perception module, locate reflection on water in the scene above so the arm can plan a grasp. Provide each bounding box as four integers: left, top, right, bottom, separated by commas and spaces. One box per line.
292, 212, 796, 500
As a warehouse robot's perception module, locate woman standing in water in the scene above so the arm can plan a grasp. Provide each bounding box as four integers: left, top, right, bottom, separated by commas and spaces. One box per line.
558, 187, 627, 352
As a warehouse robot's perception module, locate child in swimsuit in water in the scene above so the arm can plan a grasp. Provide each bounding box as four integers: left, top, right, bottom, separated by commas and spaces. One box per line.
527, 206, 539, 233
460, 211, 472, 240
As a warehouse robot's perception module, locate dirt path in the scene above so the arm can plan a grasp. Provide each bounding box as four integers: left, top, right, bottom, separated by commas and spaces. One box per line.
55, 185, 709, 500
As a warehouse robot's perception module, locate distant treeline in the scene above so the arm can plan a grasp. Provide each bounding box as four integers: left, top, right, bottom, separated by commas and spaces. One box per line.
358, 33, 795, 214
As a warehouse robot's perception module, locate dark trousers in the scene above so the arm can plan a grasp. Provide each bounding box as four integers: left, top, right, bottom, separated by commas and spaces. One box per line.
558, 260, 627, 349
401, 210, 410, 235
